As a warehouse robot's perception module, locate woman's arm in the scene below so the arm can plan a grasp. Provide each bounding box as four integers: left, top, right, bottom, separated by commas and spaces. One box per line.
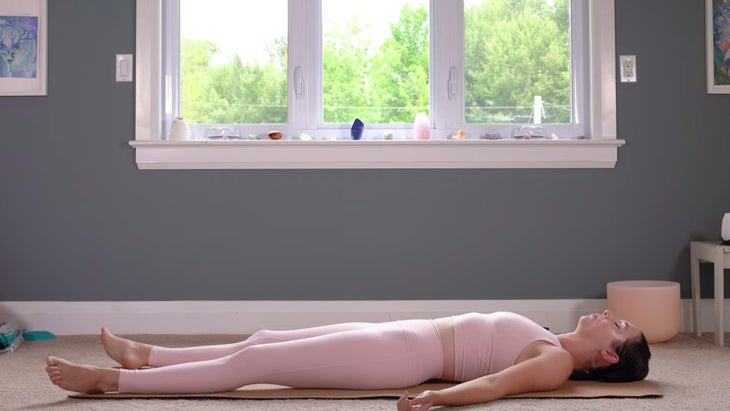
399, 344, 573, 409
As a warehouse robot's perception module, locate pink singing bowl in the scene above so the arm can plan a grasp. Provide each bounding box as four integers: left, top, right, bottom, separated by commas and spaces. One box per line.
607, 281, 680, 344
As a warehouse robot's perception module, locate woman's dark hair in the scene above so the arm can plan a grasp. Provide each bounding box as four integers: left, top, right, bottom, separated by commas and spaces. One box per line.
569, 333, 651, 382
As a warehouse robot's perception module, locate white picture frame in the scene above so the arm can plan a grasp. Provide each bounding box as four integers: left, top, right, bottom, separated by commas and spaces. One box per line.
0, 0, 47, 96
707, 0, 730, 94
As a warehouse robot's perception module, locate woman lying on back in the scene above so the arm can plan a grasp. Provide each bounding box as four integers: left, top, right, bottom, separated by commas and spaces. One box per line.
45, 309, 650, 409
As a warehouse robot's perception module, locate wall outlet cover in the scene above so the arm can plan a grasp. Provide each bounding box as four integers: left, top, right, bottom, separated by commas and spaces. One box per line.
619, 55, 637, 83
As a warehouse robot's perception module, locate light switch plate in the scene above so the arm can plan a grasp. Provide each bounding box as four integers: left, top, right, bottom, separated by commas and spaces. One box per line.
116, 54, 133, 82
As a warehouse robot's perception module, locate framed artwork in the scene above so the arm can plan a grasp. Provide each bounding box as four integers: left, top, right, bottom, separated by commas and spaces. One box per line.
0, 0, 46, 96
707, 0, 730, 93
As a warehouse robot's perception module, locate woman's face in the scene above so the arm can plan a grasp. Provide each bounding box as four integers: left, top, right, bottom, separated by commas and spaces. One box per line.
576, 309, 642, 347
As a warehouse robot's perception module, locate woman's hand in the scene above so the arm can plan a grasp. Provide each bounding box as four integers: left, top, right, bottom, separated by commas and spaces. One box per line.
397, 390, 436, 410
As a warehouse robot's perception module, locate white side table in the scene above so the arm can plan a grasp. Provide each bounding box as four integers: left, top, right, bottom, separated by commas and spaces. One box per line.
690, 241, 730, 345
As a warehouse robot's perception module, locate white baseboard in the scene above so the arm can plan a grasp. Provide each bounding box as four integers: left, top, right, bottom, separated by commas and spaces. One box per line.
1, 299, 727, 335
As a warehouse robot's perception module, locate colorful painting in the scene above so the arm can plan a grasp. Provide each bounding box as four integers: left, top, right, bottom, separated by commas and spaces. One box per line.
0, 15, 38, 78
0, 0, 46, 95
708, 0, 730, 93
711, 0, 730, 85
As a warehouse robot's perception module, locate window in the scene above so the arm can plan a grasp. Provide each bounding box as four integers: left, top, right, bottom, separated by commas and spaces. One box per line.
177, 0, 288, 125
132, 0, 623, 169
463, 0, 573, 126
320, 0, 430, 125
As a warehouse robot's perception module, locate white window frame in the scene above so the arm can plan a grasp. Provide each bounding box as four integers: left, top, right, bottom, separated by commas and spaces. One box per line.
130, 0, 623, 170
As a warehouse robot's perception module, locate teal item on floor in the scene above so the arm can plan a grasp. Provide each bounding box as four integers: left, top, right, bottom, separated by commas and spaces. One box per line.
22, 331, 56, 341
1, 321, 22, 354
1, 321, 19, 348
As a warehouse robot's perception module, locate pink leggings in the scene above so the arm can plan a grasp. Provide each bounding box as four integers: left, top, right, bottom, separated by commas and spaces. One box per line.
118, 319, 444, 393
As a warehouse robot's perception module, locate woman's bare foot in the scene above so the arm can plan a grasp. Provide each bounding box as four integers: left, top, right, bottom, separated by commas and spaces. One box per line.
45, 356, 119, 393
101, 327, 152, 369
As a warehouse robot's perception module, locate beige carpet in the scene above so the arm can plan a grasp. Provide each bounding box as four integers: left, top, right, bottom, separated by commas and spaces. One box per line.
1, 332, 728, 410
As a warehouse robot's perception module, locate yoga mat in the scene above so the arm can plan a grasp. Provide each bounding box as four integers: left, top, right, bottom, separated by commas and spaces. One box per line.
71, 379, 661, 400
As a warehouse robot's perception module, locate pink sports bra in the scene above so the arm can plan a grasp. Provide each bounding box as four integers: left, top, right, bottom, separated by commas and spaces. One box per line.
452, 312, 561, 382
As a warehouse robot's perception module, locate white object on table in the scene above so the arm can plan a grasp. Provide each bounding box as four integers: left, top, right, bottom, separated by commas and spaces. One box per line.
690, 241, 730, 346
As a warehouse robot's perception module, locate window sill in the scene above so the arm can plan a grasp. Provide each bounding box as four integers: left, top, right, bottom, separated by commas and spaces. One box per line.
128, 139, 625, 169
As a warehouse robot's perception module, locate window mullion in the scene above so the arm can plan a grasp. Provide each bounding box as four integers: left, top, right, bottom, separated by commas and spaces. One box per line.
289, 0, 319, 132
162, 0, 181, 139
589, 0, 616, 139
570, 0, 589, 136
431, 0, 464, 132
136, 0, 163, 141
312, 0, 323, 131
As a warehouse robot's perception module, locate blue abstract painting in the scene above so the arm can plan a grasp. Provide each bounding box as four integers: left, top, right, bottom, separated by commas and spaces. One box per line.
0, 16, 39, 78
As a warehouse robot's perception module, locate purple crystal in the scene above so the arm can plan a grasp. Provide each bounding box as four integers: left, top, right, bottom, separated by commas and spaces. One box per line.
351, 118, 364, 140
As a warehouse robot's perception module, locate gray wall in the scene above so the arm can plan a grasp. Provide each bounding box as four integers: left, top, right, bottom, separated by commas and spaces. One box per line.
1, 0, 728, 301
